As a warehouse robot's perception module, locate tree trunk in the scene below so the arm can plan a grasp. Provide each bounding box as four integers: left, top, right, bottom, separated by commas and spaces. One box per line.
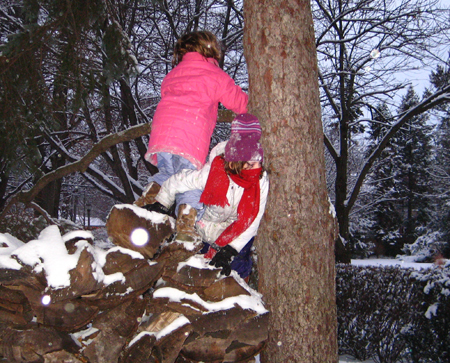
244, 0, 338, 362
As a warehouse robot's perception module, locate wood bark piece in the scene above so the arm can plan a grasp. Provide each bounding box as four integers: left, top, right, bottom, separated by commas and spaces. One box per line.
82, 256, 164, 310
228, 312, 270, 346
190, 306, 257, 336
164, 264, 220, 289
202, 277, 251, 302
0, 267, 31, 285
106, 204, 174, 259
46, 245, 102, 303
36, 299, 99, 331
0, 285, 33, 327
155, 240, 203, 267
154, 322, 193, 363
222, 341, 266, 363
119, 332, 156, 363
180, 332, 232, 363
81, 297, 147, 363
43, 350, 84, 363
0, 326, 78, 362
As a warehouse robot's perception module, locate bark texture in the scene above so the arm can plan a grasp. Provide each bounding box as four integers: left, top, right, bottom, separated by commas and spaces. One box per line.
244, 0, 338, 361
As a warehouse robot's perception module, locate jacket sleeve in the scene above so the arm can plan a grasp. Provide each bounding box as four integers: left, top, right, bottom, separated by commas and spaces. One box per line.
155, 165, 210, 209
228, 172, 269, 253
216, 73, 248, 114
155, 142, 227, 208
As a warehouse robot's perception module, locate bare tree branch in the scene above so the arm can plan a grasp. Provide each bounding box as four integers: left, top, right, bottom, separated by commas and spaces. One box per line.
1, 123, 151, 219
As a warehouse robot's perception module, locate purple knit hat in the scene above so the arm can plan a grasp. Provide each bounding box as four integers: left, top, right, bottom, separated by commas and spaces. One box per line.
224, 113, 264, 162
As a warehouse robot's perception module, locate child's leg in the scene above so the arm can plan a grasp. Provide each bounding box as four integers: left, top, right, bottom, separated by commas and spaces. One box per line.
153, 153, 197, 185
136, 153, 197, 207
230, 238, 255, 279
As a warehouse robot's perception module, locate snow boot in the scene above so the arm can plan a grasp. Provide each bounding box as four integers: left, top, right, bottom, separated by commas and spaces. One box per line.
134, 182, 161, 207
175, 204, 201, 243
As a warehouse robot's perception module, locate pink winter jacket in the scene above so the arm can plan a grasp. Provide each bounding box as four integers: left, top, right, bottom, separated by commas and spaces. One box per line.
145, 52, 248, 169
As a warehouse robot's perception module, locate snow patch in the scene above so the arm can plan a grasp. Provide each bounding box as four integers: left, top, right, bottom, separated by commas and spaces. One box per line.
153, 287, 268, 315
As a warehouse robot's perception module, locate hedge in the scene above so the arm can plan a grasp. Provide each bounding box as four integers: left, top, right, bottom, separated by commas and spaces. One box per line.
336, 262, 450, 363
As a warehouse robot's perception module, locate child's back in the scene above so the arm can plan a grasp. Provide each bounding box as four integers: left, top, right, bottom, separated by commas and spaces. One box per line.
145, 31, 248, 170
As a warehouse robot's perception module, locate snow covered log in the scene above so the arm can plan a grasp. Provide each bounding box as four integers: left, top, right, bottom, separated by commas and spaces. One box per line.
0, 207, 269, 362
106, 204, 175, 259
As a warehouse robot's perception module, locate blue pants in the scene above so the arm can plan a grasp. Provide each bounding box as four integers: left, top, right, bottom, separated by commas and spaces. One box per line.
148, 153, 203, 215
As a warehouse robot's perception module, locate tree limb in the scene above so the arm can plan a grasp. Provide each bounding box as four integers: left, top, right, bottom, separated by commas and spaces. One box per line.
347, 84, 450, 211
1, 123, 151, 218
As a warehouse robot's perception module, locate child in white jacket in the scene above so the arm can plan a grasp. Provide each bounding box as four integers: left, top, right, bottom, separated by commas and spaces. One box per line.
153, 114, 269, 278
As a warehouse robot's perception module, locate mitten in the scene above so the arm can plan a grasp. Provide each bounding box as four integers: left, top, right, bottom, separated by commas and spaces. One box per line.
209, 245, 238, 276
143, 202, 170, 215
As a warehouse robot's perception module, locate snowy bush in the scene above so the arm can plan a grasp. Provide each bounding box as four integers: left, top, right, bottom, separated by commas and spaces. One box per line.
0, 204, 83, 242
402, 230, 446, 262
337, 263, 450, 363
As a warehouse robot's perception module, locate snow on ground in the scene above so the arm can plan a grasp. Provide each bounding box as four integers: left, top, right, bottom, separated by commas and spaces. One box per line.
339, 355, 375, 363
351, 257, 433, 270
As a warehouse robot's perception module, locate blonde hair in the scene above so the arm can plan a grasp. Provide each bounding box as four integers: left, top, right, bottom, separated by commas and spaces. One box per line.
223, 156, 265, 179
172, 31, 221, 66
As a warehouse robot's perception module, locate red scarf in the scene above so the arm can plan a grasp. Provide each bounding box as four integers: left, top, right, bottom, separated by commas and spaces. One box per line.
200, 156, 261, 256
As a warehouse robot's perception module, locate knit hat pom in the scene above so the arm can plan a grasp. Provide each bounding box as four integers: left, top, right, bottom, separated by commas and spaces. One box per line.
224, 113, 264, 162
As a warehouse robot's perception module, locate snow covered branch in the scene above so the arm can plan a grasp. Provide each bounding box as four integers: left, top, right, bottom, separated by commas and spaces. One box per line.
347, 84, 450, 211
1, 123, 151, 218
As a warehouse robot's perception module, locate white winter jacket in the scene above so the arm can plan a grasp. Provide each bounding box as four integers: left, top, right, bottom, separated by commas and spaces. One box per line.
156, 141, 269, 253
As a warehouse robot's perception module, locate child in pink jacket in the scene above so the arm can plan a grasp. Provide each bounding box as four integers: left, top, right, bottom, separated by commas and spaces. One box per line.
136, 31, 248, 242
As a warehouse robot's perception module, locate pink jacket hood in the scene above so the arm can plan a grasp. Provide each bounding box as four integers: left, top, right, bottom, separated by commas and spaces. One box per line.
145, 52, 248, 169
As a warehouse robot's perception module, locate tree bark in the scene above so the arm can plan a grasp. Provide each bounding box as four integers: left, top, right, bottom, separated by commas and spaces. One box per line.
244, 0, 338, 362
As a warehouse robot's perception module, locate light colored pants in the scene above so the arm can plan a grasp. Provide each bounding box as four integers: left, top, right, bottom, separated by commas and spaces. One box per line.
148, 153, 204, 216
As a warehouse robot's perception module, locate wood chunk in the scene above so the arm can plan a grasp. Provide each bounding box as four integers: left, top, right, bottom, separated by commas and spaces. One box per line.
0, 285, 33, 326
35, 299, 99, 331
119, 332, 156, 363
43, 350, 85, 363
223, 340, 266, 363
140, 311, 183, 333
154, 322, 193, 363
202, 277, 251, 302
228, 312, 270, 346
190, 306, 257, 336
0, 326, 78, 362
82, 329, 128, 363
83, 259, 163, 310
106, 205, 174, 259
81, 297, 147, 363
47, 246, 103, 303
156, 240, 203, 266
0, 307, 33, 327
180, 333, 231, 362
102, 248, 145, 275
0, 267, 31, 285
150, 290, 208, 318
165, 264, 220, 289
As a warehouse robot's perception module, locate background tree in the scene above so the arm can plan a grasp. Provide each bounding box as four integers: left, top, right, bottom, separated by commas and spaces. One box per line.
244, 0, 338, 361
428, 60, 450, 257
313, 0, 450, 256
368, 89, 433, 256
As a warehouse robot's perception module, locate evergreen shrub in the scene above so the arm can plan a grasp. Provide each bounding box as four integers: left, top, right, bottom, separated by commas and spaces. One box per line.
337, 263, 450, 363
